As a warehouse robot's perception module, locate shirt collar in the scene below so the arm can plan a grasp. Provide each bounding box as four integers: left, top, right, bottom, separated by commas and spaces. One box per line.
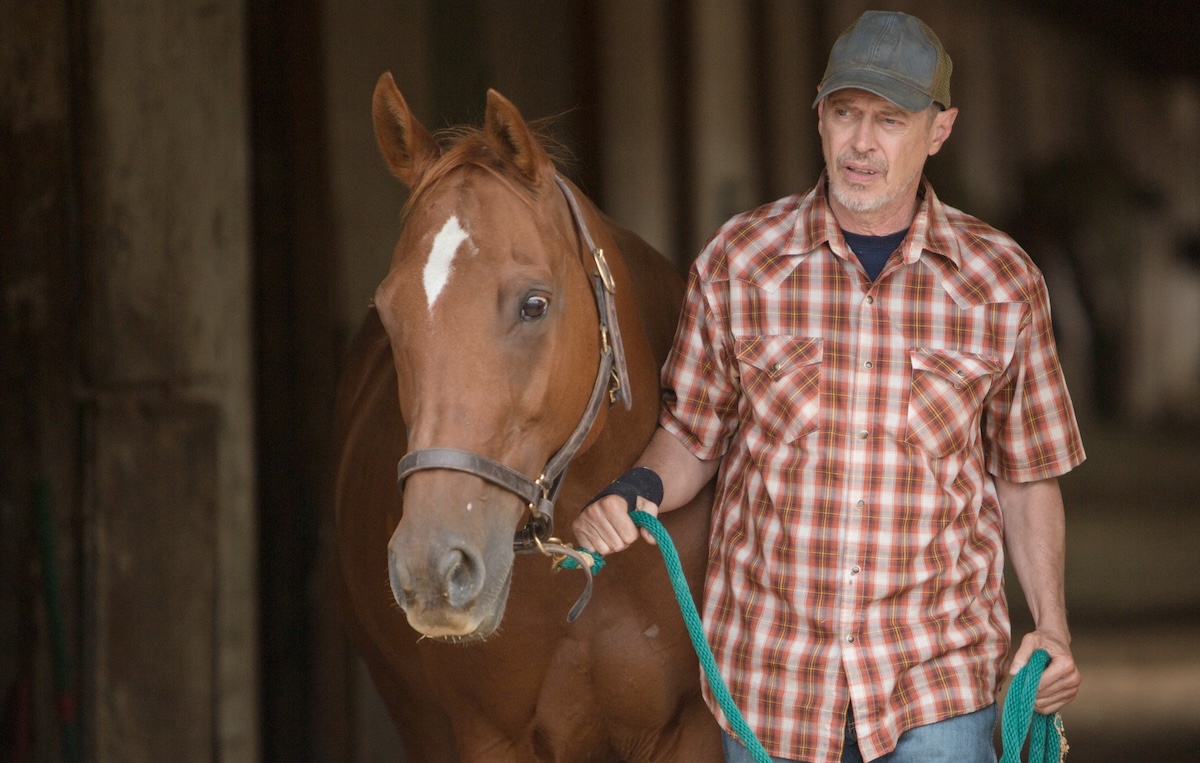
789, 173, 962, 270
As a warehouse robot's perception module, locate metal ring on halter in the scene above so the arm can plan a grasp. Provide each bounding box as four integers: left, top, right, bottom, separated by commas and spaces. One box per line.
532, 536, 596, 623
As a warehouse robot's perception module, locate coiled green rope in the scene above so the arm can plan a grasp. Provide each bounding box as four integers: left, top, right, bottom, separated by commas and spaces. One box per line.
999, 649, 1068, 762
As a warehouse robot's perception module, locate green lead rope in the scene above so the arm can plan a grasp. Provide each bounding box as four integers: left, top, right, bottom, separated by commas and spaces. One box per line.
629, 511, 774, 762
1000, 649, 1068, 762
562, 511, 772, 761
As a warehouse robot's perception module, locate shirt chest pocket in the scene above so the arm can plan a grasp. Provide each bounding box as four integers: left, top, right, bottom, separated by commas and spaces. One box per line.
735, 336, 824, 443
905, 348, 1002, 457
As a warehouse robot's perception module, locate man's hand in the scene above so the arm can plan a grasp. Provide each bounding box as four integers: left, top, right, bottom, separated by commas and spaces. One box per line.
572, 494, 658, 555
1009, 629, 1081, 714
572, 465, 664, 554
571, 428, 720, 556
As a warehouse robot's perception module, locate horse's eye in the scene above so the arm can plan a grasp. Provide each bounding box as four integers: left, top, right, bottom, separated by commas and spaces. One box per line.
521, 294, 550, 321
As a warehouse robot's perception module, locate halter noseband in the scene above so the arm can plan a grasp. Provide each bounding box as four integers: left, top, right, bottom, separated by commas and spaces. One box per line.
394, 176, 632, 553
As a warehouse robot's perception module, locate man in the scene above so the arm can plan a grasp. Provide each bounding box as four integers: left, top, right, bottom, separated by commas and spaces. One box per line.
573, 10, 1084, 763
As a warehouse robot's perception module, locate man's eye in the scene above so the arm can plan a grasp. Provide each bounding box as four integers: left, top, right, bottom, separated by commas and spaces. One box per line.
521, 295, 550, 320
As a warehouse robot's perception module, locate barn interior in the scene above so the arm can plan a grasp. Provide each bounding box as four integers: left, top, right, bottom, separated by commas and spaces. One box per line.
2, 0, 1199, 760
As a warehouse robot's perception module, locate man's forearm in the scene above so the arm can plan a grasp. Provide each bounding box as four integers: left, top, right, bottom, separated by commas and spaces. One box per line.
995, 476, 1071, 637
636, 427, 721, 513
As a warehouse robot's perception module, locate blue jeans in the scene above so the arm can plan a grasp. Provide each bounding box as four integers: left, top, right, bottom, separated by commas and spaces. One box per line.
721, 704, 998, 763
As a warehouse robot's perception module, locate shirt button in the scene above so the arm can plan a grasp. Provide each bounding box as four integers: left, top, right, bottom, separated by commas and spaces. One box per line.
858, 429, 869, 439
851, 565, 861, 575
864, 360, 873, 369
855, 500, 865, 510
864, 296, 874, 305
771, 363, 782, 373
845, 634, 855, 643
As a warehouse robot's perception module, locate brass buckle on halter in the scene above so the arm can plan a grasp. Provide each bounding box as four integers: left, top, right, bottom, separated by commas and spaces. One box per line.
608, 367, 623, 405
534, 534, 566, 568
597, 325, 622, 404
592, 248, 616, 294
534, 473, 552, 506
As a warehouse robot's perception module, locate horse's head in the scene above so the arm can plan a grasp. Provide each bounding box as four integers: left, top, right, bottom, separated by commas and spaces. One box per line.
371, 74, 623, 641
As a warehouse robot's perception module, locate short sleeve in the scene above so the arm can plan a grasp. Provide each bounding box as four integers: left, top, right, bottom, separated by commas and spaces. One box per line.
659, 248, 741, 461
983, 274, 1086, 481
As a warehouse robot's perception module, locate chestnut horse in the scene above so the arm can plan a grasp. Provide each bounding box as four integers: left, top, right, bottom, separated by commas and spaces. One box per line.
333, 73, 720, 761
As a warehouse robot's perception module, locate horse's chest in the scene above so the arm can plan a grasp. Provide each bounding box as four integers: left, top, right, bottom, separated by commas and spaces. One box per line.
439, 603, 694, 754
542, 599, 697, 734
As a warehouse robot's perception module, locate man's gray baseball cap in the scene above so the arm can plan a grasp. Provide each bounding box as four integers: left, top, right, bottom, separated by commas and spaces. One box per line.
813, 11, 952, 112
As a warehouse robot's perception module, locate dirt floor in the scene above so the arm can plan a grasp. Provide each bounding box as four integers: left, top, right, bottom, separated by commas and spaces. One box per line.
1003, 419, 1200, 762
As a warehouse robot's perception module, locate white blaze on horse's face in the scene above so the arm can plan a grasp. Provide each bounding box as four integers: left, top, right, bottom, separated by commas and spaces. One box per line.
423, 214, 474, 312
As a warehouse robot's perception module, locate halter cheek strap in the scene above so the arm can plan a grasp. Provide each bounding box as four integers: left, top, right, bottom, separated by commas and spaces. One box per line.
554, 176, 632, 412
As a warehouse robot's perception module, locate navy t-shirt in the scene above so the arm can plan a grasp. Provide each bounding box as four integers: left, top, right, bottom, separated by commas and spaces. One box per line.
842, 227, 909, 282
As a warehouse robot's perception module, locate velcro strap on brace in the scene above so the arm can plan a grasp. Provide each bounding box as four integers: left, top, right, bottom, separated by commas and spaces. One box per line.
589, 466, 664, 513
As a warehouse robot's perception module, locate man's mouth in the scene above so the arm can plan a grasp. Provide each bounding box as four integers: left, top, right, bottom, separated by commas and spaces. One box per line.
844, 163, 882, 181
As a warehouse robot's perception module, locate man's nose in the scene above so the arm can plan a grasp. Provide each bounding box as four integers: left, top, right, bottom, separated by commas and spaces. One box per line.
850, 120, 877, 152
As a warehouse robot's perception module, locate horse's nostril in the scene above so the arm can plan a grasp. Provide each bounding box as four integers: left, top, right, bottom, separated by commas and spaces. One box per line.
388, 551, 411, 608
439, 546, 484, 608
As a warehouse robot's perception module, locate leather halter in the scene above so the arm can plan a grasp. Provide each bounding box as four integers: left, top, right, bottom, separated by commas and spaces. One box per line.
395, 176, 632, 553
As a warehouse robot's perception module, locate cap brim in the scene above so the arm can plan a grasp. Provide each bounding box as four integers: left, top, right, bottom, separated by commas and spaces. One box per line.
812, 69, 934, 112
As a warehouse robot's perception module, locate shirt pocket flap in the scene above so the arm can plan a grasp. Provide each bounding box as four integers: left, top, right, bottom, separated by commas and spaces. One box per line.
910, 348, 1001, 390
735, 336, 824, 443
736, 336, 824, 378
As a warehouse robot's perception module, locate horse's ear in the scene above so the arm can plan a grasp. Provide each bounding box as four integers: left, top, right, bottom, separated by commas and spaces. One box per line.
372, 72, 441, 188
484, 89, 554, 184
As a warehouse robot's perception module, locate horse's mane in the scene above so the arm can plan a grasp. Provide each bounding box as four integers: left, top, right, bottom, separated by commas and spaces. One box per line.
403, 121, 573, 221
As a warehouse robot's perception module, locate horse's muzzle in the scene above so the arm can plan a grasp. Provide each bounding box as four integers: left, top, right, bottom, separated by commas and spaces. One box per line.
387, 533, 509, 639
389, 533, 485, 603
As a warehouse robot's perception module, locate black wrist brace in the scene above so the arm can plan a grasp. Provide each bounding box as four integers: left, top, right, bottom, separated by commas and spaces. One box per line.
589, 466, 664, 513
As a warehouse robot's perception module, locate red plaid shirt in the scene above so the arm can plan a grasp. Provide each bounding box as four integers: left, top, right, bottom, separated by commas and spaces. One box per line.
660, 175, 1084, 762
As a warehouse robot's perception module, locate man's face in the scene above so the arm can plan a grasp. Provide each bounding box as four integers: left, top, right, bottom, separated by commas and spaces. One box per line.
817, 89, 956, 222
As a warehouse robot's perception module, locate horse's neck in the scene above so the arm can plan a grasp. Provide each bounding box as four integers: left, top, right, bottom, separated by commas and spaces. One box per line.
594, 215, 685, 372
561, 401, 657, 525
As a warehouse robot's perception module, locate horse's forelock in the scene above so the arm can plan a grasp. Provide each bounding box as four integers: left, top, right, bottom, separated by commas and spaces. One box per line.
401, 122, 573, 222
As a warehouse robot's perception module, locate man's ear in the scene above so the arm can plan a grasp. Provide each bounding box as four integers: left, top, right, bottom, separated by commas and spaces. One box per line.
928, 106, 958, 156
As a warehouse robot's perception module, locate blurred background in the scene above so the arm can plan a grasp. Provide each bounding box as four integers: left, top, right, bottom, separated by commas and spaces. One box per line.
2, 0, 1197, 760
